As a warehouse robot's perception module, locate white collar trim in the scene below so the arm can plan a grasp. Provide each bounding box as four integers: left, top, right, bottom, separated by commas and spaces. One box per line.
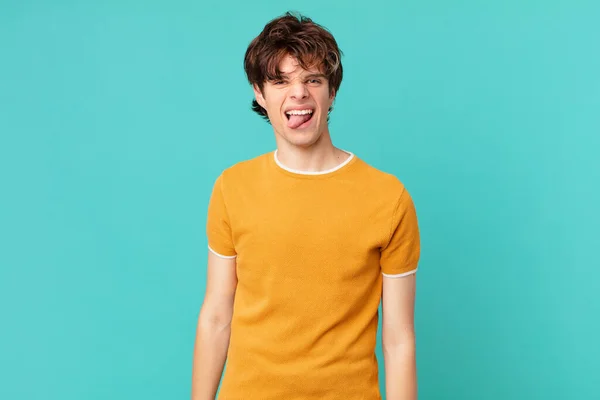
274, 149, 354, 175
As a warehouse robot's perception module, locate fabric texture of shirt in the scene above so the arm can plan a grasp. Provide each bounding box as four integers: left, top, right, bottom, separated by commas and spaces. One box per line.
206, 150, 421, 400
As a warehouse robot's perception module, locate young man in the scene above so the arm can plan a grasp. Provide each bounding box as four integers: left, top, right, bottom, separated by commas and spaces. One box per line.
191, 12, 420, 400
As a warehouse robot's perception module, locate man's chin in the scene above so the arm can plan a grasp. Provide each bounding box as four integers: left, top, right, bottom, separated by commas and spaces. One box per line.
280, 130, 320, 147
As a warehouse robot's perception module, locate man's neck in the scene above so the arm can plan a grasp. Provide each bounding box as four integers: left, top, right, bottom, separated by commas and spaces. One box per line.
274, 142, 350, 173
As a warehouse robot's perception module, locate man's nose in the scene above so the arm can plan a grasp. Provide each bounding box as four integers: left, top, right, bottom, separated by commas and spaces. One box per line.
289, 81, 309, 100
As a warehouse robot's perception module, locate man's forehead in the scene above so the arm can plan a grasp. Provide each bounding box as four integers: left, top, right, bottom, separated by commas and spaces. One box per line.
278, 56, 323, 76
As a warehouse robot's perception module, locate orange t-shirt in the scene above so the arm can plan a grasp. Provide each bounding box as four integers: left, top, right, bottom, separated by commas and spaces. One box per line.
206, 150, 420, 400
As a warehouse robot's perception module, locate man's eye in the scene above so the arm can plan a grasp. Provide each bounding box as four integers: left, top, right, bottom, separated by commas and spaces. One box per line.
273, 81, 285, 85
308, 79, 321, 84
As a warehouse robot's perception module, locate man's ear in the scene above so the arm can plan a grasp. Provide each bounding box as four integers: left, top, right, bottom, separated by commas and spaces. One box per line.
329, 88, 336, 106
253, 84, 266, 109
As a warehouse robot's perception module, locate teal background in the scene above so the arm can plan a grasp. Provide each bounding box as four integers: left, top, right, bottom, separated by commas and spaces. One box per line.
1, 0, 598, 399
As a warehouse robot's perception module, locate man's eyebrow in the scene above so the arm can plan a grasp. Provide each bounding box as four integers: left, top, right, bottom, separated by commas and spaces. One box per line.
271, 73, 326, 81
304, 73, 327, 79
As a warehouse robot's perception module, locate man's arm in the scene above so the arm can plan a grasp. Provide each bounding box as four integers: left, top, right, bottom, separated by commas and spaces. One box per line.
382, 273, 417, 400
191, 251, 237, 400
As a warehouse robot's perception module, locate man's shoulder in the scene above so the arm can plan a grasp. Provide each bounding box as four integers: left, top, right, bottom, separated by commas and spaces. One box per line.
219, 151, 272, 181
352, 155, 407, 197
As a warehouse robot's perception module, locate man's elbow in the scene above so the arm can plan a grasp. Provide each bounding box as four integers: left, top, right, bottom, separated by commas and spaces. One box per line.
198, 305, 233, 334
382, 326, 416, 353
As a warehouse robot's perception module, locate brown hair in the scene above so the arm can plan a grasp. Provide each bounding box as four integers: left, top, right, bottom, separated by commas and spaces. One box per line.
244, 12, 344, 122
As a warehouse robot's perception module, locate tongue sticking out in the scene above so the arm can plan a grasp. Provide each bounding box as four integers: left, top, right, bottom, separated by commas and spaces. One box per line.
287, 113, 312, 129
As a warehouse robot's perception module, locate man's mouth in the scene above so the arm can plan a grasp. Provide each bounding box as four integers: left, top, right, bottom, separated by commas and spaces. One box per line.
285, 109, 314, 129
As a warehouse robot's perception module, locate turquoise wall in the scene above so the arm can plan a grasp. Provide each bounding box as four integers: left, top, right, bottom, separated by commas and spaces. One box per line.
1, 1, 598, 399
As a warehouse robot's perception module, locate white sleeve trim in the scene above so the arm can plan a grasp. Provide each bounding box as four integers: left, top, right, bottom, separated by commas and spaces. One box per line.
382, 268, 418, 278
208, 245, 237, 259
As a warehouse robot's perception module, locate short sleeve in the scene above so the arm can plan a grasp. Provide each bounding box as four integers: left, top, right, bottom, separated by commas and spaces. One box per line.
206, 174, 237, 258
380, 188, 420, 277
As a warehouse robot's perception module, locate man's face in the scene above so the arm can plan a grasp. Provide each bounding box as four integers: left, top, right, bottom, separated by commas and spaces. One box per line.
253, 55, 335, 148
